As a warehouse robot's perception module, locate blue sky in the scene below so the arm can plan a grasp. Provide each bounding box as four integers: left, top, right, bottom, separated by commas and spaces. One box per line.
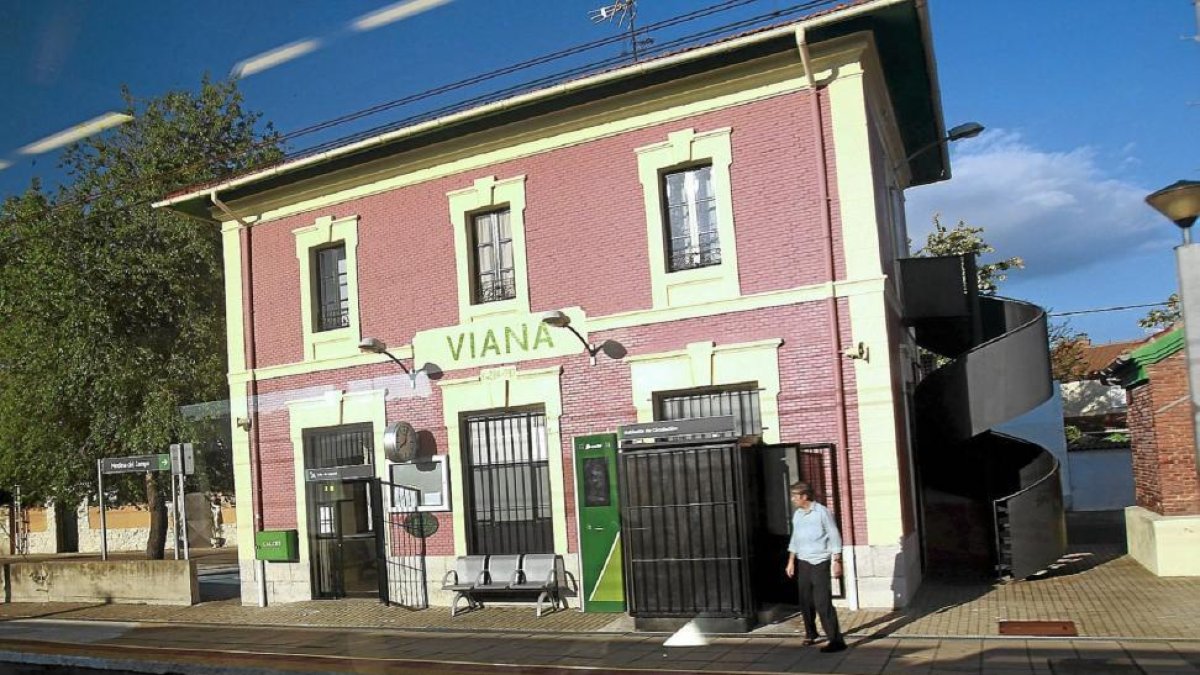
2, 0, 1196, 343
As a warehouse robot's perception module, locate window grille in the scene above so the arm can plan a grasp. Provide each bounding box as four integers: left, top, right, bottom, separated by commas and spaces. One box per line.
657, 387, 762, 438
663, 165, 721, 272
314, 244, 349, 331
462, 410, 552, 554
472, 209, 516, 303
303, 423, 374, 470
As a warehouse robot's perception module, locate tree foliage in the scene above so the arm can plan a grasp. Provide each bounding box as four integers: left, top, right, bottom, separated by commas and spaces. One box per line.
0, 78, 281, 554
1048, 321, 1090, 382
1138, 293, 1180, 332
915, 214, 1024, 294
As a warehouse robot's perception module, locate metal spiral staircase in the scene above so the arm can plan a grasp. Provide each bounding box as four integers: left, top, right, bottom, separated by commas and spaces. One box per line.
899, 255, 1067, 579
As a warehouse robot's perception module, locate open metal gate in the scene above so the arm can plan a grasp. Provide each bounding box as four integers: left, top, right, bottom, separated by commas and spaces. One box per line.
373, 480, 430, 609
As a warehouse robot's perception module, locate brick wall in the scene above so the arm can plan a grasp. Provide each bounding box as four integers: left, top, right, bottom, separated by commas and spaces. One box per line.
247, 90, 844, 368
1128, 351, 1200, 516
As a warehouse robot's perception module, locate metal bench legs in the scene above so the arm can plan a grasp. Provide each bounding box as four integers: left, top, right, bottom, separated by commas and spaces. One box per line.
450, 591, 482, 617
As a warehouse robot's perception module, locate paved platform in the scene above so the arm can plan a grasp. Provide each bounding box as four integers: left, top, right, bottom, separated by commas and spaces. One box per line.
2, 547, 1196, 641
0, 618, 1197, 674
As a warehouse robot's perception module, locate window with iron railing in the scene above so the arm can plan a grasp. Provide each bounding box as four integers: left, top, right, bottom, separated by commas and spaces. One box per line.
472, 209, 516, 304
656, 386, 762, 439
463, 410, 552, 555
314, 243, 349, 332
663, 165, 721, 272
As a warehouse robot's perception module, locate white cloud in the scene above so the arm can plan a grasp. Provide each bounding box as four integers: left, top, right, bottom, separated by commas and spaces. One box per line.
904, 130, 1171, 280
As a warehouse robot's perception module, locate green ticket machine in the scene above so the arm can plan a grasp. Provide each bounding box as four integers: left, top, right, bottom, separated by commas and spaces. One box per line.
573, 433, 625, 612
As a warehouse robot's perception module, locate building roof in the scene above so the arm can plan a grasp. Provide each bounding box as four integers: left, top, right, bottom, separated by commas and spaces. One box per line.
1081, 338, 1146, 379
155, 0, 947, 221
1100, 327, 1186, 388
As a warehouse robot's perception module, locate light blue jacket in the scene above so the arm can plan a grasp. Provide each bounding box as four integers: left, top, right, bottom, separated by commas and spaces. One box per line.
787, 502, 842, 564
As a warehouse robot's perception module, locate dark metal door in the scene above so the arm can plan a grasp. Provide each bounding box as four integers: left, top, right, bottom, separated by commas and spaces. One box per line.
754, 443, 841, 605
618, 441, 753, 620
375, 480, 430, 609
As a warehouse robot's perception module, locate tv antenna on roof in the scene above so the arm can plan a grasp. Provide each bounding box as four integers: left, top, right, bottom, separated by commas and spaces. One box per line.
590, 0, 653, 62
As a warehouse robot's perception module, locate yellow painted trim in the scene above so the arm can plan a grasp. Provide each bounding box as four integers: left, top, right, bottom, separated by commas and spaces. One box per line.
220, 220, 258, 560
827, 46, 906, 545
287, 388, 389, 597
294, 214, 363, 362
447, 175, 530, 323
636, 127, 740, 309
628, 339, 783, 443
229, 277, 886, 383
438, 366, 566, 555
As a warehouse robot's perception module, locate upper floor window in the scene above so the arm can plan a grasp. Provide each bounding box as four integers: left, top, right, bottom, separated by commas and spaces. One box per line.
663, 165, 721, 272
472, 209, 516, 304
314, 243, 349, 332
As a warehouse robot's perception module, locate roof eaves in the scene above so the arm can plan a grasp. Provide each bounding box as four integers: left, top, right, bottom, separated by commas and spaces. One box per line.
153, 0, 902, 216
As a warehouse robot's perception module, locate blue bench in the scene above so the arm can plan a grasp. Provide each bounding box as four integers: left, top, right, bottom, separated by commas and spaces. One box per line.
441, 553, 577, 617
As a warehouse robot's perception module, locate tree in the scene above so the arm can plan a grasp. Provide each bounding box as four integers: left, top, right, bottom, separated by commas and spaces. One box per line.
915, 214, 1024, 294
1048, 321, 1090, 382
1138, 293, 1180, 331
0, 77, 281, 558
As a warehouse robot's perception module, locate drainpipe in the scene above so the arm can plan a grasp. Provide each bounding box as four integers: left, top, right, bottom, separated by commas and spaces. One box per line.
797, 28, 860, 611
210, 191, 268, 608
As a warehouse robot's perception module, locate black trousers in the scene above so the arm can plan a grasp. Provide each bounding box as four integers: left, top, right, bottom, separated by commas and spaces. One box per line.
796, 559, 842, 643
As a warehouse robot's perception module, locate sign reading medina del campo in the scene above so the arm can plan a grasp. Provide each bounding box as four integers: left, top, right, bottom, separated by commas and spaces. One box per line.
413, 309, 589, 370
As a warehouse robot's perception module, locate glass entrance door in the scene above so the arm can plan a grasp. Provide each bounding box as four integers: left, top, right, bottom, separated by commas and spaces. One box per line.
309, 479, 380, 599
303, 423, 378, 600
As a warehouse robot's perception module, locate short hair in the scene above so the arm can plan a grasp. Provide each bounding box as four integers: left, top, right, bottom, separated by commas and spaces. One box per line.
790, 482, 813, 498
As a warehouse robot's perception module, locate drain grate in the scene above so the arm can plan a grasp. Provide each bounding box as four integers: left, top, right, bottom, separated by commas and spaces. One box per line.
998, 620, 1078, 636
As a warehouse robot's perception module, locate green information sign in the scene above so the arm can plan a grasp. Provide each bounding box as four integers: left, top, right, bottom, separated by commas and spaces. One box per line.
101, 454, 171, 474
573, 433, 625, 612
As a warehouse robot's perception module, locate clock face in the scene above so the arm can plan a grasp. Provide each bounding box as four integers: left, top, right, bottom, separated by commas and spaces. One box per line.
385, 421, 419, 463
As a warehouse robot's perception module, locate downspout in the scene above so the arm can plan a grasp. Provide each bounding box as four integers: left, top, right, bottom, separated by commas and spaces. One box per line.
210, 191, 268, 608
797, 28, 860, 611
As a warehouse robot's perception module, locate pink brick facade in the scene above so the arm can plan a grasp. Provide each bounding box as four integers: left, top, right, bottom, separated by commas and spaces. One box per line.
248, 92, 845, 369
160, 12, 952, 609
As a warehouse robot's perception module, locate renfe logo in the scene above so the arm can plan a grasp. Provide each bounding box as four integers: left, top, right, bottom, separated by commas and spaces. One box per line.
445, 322, 555, 361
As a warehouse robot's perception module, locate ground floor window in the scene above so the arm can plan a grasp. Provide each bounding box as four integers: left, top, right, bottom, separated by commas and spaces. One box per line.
463, 409, 552, 555
656, 386, 762, 438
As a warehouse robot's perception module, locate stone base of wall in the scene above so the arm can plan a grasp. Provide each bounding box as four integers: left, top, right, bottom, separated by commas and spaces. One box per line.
842, 532, 922, 609
1126, 505, 1200, 577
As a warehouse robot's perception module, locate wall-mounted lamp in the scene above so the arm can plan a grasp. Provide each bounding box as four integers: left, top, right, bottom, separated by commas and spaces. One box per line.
359, 337, 444, 388
842, 341, 869, 362
539, 310, 627, 366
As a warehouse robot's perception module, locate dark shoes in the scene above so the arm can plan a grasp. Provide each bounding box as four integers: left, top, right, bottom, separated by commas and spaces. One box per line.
819, 641, 847, 653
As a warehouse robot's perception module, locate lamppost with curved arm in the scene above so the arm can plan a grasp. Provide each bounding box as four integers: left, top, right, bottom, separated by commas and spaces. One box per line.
358, 337, 443, 388
539, 310, 627, 365
1145, 178, 1200, 475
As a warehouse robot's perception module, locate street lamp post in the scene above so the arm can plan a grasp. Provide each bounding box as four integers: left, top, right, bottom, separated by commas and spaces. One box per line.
893, 121, 985, 177
1145, 179, 1200, 475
